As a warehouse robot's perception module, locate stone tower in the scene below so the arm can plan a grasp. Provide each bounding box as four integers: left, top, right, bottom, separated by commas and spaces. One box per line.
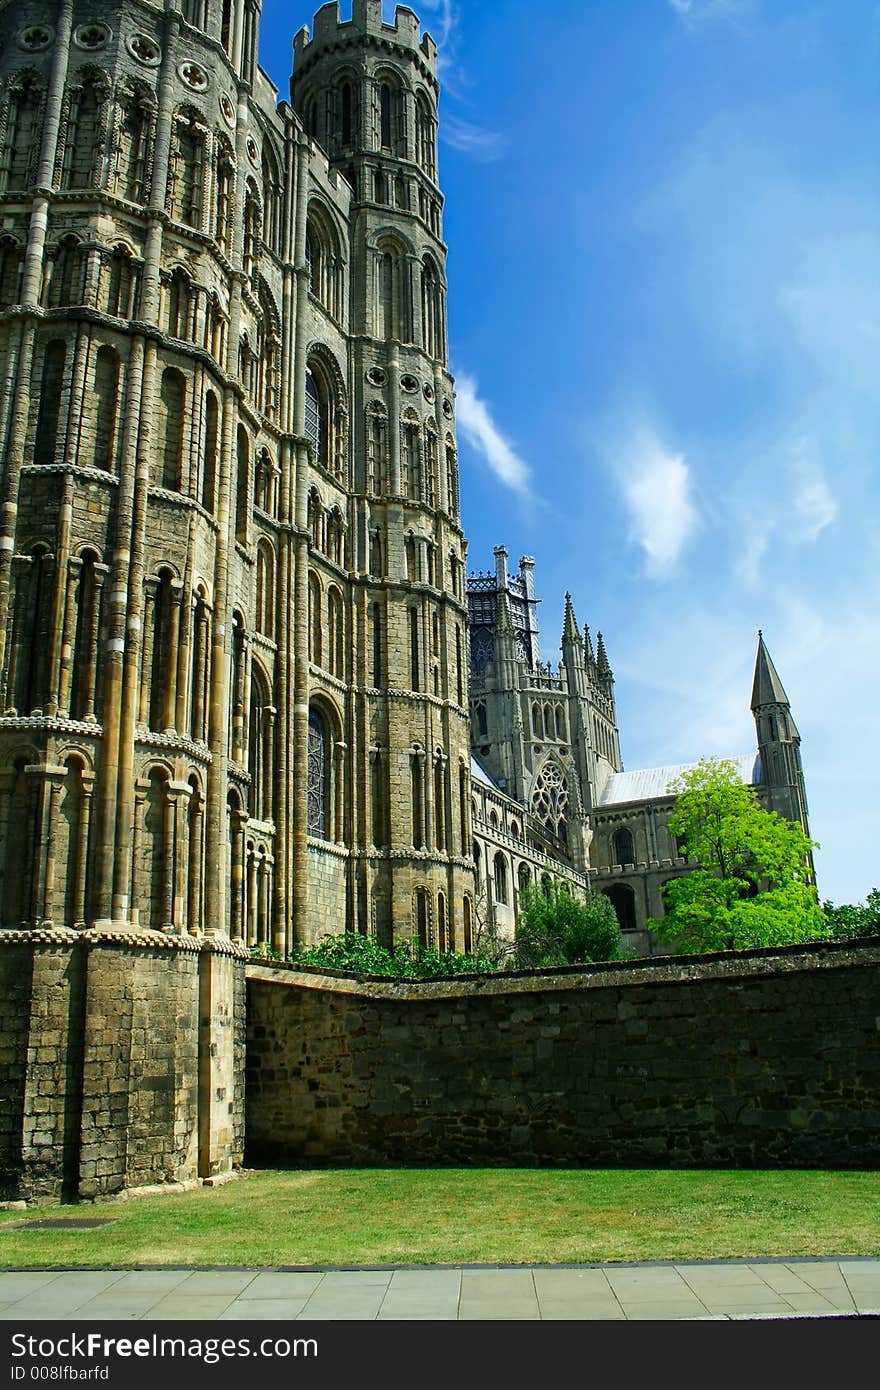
291, 1, 473, 951
0, 0, 474, 955
468, 550, 622, 873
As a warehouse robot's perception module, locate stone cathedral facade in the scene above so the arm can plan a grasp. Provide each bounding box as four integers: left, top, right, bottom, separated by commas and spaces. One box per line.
0, 0, 476, 956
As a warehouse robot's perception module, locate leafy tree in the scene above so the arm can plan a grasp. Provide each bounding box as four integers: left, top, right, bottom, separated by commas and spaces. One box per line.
514, 878, 622, 968
822, 889, 880, 941
648, 758, 825, 953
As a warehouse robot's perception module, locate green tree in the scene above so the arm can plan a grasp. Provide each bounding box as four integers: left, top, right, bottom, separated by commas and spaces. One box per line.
514, 878, 622, 968
648, 758, 825, 953
823, 889, 880, 941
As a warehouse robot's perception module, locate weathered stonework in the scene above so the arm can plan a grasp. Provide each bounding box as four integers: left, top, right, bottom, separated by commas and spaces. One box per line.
0, 929, 246, 1203
245, 939, 880, 1169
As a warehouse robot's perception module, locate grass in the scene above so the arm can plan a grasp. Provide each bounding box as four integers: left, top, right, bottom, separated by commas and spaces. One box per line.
1, 1168, 878, 1268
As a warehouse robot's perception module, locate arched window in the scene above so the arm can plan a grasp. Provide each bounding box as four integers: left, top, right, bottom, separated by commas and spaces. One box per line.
494, 852, 509, 905
147, 569, 175, 731
463, 895, 473, 954
261, 143, 281, 255
256, 542, 274, 635
414, 886, 429, 948
201, 390, 218, 512
613, 828, 635, 868
33, 341, 66, 464
376, 242, 409, 341
518, 862, 531, 896
532, 703, 542, 738
214, 138, 235, 253
113, 84, 153, 204
433, 753, 446, 850
415, 91, 435, 177
164, 267, 190, 338
305, 366, 328, 467
158, 368, 185, 490
410, 747, 424, 848
70, 551, 104, 721
235, 424, 249, 544
555, 706, 566, 740
378, 77, 403, 154
307, 706, 329, 838
405, 532, 417, 581
603, 884, 637, 934
370, 601, 383, 686
248, 666, 273, 822
0, 238, 22, 307
7, 548, 51, 714
243, 181, 261, 286
60, 73, 106, 190
446, 437, 458, 516
167, 108, 205, 228
92, 345, 120, 471
104, 245, 137, 318
421, 256, 445, 362
437, 890, 447, 953
366, 401, 387, 493
49, 237, 84, 307
2, 75, 43, 194
308, 571, 322, 665
409, 607, 420, 691
189, 588, 210, 742
401, 415, 420, 498
530, 758, 570, 841
327, 586, 344, 678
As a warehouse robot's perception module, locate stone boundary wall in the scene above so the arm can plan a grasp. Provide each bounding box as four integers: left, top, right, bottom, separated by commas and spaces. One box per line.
0, 931, 246, 1203
246, 938, 880, 1168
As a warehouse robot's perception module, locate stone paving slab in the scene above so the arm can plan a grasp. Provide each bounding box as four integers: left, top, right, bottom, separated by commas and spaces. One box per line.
0, 1261, 878, 1321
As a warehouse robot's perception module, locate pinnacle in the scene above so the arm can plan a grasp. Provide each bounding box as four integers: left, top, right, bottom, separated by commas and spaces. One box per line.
561, 592, 580, 646
750, 631, 789, 710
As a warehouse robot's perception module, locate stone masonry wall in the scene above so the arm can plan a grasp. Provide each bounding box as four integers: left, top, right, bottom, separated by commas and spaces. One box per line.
0, 930, 246, 1203
246, 938, 880, 1169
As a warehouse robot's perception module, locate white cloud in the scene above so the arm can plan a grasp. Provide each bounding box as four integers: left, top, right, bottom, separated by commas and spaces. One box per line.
440, 114, 505, 161
416, 0, 455, 48
667, 0, 759, 28
618, 433, 699, 576
455, 373, 531, 496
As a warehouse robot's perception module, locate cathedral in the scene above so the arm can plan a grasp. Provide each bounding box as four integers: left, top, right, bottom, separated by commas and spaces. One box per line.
0, 0, 809, 958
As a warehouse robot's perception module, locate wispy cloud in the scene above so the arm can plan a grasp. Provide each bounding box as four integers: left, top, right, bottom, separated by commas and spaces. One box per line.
440, 114, 505, 161
416, 0, 455, 48
455, 373, 531, 496
617, 431, 699, 576
667, 0, 760, 29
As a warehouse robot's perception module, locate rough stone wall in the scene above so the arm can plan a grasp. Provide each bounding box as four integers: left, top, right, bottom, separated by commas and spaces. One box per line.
0, 930, 246, 1203
246, 938, 880, 1169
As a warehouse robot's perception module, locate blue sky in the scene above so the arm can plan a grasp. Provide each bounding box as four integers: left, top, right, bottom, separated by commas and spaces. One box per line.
260, 0, 879, 905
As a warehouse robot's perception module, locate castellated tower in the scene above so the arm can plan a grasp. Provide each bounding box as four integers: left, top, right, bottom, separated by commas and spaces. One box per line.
0, 0, 475, 956
292, 1, 473, 952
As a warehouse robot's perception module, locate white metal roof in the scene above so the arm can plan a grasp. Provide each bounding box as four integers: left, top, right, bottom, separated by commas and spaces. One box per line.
597, 754, 760, 807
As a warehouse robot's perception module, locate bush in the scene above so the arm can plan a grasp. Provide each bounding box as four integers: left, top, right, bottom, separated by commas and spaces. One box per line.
514, 880, 622, 968
287, 932, 492, 980
823, 889, 880, 941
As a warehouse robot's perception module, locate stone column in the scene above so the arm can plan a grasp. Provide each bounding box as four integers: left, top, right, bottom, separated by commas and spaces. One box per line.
56, 558, 81, 717
71, 775, 93, 929
82, 564, 107, 721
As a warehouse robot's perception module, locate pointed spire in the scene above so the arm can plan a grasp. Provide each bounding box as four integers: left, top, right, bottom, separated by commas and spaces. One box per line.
750, 630, 789, 710
561, 592, 580, 646
596, 630, 612, 682
495, 589, 514, 636
583, 625, 595, 665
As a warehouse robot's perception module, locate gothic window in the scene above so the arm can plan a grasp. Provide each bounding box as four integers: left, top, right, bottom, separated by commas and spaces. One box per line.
613, 828, 634, 868
214, 139, 235, 253
603, 884, 636, 934
338, 78, 357, 148
366, 401, 387, 493
437, 891, 447, 953
70, 550, 104, 720
518, 862, 531, 895
248, 666, 273, 822
370, 601, 383, 686
459, 761, 468, 854
471, 628, 494, 676
308, 571, 322, 665
0, 238, 21, 307
60, 73, 107, 190
235, 424, 249, 544
147, 570, 175, 731
456, 626, 464, 705
378, 79, 403, 154
410, 747, 424, 848
401, 417, 420, 498
414, 887, 429, 948
305, 365, 331, 468
445, 437, 458, 516
2, 75, 42, 193
202, 390, 218, 512
221, 0, 233, 56
305, 207, 340, 317
415, 91, 435, 177
463, 895, 473, 954
327, 586, 344, 678
7, 548, 51, 714
424, 426, 438, 507
33, 341, 66, 464
434, 753, 446, 850
167, 108, 205, 228
555, 706, 566, 740
164, 267, 190, 338
380, 83, 392, 150
158, 368, 185, 490
256, 542, 274, 635
255, 448, 277, 516
262, 144, 281, 255
189, 589, 210, 742
374, 168, 388, 205
113, 85, 153, 204
421, 255, 445, 361
449, 550, 461, 597
405, 532, 417, 581
49, 237, 84, 307
532, 703, 542, 738
307, 707, 328, 838
530, 758, 570, 840
328, 507, 344, 566
92, 345, 120, 472
369, 526, 385, 578
494, 852, 509, 905
409, 607, 420, 691
376, 243, 409, 341
104, 245, 138, 317
243, 182, 261, 286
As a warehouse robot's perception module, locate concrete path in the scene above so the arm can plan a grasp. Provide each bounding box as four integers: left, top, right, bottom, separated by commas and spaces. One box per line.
0, 1260, 878, 1320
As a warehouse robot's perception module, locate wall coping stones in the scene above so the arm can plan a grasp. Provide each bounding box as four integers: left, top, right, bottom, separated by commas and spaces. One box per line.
246, 936, 880, 1001
0, 928, 249, 958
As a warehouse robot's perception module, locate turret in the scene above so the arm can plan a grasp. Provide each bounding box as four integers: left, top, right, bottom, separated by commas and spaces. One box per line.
751, 631, 810, 834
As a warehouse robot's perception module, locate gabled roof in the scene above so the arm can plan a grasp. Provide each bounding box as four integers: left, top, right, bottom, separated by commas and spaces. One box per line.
597, 754, 761, 807
470, 754, 498, 789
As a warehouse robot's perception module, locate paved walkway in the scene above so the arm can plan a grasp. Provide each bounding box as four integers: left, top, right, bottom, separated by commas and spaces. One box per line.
0, 1260, 878, 1320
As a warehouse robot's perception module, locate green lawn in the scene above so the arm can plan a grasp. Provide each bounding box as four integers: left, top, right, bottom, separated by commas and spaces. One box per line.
1, 1169, 878, 1268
